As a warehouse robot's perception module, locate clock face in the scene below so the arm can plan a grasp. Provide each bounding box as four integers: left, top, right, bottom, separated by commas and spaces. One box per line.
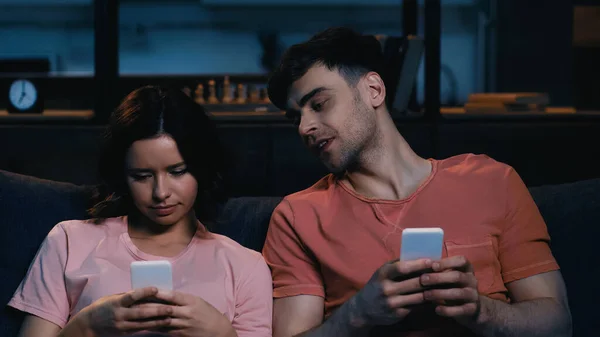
9, 79, 38, 111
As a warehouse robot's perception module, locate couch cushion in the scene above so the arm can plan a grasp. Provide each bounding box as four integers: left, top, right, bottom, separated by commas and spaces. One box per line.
0, 170, 93, 337
2, 168, 596, 337
214, 196, 283, 252
529, 178, 600, 337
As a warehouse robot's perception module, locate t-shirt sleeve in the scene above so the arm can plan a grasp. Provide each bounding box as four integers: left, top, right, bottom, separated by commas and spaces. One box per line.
498, 168, 560, 284
232, 255, 273, 337
262, 199, 324, 298
7, 223, 70, 328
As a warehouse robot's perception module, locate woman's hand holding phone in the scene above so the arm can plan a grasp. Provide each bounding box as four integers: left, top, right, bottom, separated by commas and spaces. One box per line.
64, 286, 173, 337
150, 290, 237, 337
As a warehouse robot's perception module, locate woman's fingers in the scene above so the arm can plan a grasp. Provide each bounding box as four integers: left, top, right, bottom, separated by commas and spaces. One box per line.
119, 303, 173, 321
159, 318, 191, 329
119, 287, 159, 307
117, 316, 172, 332
153, 290, 193, 306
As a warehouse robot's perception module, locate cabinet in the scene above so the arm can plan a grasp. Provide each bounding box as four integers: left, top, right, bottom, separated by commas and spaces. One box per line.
201, 0, 476, 6
0, 0, 91, 4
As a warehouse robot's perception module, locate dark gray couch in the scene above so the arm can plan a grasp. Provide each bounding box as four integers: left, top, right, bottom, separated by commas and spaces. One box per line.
1, 169, 598, 336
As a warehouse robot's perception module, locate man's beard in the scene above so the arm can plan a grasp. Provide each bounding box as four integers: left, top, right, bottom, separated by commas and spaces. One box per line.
325, 98, 374, 175
327, 142, 361, 176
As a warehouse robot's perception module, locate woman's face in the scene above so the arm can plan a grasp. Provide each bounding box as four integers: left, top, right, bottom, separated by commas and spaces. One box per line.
124, 134, 198, 226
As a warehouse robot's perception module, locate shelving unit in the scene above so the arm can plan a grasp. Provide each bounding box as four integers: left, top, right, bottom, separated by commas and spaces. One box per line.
1, 0, 598, 125
1, 0, 600, 192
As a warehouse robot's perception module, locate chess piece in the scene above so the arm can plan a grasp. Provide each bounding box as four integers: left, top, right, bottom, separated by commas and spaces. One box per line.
260, 88, 271, 103
236, 83, 247, 104
194, 83, 205, 104
249, 84, 260, 103
222, 76, 232, 103
208, 79, 219, 104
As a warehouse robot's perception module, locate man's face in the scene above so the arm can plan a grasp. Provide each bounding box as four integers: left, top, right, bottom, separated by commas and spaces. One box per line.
286, 64, 377, 174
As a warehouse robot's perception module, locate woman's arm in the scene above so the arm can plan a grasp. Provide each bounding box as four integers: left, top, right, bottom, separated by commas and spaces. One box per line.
20, 315, 90, 337
18, 287, 173, 337
231, 256, 273, 337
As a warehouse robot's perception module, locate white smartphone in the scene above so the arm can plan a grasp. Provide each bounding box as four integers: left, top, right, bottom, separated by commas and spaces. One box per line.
400, 227, 444, 261
130, 260, 173, 291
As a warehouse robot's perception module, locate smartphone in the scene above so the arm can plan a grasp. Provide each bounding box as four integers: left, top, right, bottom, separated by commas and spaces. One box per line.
400, 227, 444, 261
130, 260, 173, 291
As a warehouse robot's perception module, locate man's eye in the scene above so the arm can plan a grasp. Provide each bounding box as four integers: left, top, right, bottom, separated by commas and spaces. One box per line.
312, 100, 327, 112
285, 111, 301, 125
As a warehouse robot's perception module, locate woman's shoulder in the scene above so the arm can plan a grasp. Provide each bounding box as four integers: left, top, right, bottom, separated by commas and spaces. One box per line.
202, 233, 271, 287
52, 216, 126, 239
203, 232, 264, 263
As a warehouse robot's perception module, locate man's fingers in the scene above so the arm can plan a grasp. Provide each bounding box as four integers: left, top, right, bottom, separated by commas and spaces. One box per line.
432, 256, 472, 272
435, 302, 479, 317
120, 287, 159, 307
381, 276, 425, 296
421, 270, 475, 288
386, 292, 426, 309
394, 308, 411, 320
423, 287, 479, 303
120, 303, 173, 321
384, 259, 433, 280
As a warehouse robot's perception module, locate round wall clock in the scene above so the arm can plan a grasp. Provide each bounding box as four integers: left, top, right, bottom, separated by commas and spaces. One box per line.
7, 78, 43, 113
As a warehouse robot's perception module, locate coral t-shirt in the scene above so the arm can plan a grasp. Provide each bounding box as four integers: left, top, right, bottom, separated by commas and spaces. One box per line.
262, 153, 559, 336
8, 216, 272, 337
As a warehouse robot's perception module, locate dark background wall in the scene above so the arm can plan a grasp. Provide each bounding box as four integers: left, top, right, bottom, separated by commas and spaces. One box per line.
496, 0, 574, 106
2, 118, 599, 197
1, 0, 599, 196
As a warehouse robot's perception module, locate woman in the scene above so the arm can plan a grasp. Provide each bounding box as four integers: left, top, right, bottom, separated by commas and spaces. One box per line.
8, 86, 273, 337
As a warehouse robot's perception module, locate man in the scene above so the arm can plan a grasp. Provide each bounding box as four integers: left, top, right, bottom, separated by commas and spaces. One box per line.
262, 27, 572, 337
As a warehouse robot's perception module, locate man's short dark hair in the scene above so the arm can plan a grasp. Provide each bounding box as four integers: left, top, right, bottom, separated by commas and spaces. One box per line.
267, 27, 385, 110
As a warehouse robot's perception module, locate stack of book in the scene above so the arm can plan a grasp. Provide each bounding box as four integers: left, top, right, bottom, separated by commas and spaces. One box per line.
464, 93, 549, 114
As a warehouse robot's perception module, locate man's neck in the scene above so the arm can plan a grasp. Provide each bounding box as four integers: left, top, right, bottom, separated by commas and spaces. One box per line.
341, 121, 432, 201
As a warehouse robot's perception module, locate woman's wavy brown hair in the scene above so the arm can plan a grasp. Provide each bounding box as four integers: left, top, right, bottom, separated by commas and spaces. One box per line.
88, 85, 229, 227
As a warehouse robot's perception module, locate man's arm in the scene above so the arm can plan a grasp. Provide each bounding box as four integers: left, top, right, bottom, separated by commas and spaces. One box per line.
422, 257, 572, 337
466, 165, 571, 336
273, 295, 371, 337
273, 260, 434, 337
468, 271, 572, 337
273, 296, 322, 337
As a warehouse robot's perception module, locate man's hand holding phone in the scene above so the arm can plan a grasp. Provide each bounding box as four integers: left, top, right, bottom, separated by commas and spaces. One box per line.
397, 228, 482, 323
420, 256, 482, 323
349, 258, 433, 327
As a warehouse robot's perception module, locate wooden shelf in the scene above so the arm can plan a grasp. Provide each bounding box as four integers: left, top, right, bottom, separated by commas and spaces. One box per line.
208, 111, 287, 122
2, 107, 599, 124
442, 106, 578, 115
0, 109, 94, 121
440, 107, 600, 120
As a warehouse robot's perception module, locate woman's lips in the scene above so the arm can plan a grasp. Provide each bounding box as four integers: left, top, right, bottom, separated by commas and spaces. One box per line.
150, 205, 177, 216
